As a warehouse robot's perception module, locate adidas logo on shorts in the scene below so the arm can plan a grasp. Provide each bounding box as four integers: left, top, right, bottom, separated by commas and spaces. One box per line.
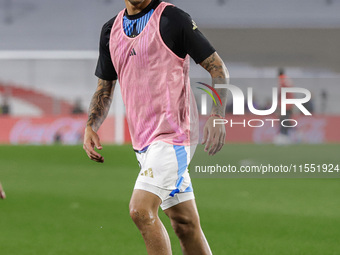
140, 168, 154, 178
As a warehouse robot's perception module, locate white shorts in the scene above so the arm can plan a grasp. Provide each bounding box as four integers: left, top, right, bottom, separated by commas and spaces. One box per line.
134, 140, 196, 210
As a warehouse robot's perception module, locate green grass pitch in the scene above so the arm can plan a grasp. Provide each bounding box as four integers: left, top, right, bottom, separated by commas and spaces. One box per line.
0, 144, 339, 255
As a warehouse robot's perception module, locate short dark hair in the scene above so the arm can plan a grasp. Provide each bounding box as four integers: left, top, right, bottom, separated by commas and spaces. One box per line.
278, 68, 285, 76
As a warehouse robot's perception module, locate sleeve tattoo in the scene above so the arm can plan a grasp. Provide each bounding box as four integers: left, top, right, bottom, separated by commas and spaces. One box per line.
87, 79, 116, 132
200, 52, 229, 117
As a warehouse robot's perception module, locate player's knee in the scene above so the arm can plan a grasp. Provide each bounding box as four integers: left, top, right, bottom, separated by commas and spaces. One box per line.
171, 214, 200, 239
129, 206, 155, 229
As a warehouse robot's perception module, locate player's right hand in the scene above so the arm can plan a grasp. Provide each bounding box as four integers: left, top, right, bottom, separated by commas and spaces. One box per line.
83, 126, 104, 163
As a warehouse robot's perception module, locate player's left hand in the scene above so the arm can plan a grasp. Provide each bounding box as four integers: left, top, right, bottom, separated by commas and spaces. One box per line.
202, 116, 226, 155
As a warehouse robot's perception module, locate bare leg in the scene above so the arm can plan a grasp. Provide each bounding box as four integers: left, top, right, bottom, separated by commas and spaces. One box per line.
0, 182, 5, 199
164, 199, 212, 255
129, 189, 172, 255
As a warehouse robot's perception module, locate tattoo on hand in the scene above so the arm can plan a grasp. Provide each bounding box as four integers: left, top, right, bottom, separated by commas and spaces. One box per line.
87, 79, 115, 132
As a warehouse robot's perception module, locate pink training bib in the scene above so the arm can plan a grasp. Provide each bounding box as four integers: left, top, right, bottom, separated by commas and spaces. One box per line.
109, 2, 198, 150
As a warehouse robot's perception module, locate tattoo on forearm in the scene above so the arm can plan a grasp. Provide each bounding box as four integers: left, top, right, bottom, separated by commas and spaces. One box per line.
213, 87, 227, 116
87, 79, 115, 132
200, 52, 219, 73
200, 52, 229, 117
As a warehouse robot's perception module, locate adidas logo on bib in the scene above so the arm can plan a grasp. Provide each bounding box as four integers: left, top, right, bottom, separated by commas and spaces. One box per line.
129, 48, 137, 56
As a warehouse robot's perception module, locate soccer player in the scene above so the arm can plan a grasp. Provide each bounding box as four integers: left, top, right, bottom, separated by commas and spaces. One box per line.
83, 0, 229, 254
274, 68, 294, 145
0, 182, 5, 199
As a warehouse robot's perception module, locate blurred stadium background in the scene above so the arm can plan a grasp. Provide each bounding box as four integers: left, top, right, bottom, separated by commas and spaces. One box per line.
1, 0, 340, 144
0, 1, 339, 254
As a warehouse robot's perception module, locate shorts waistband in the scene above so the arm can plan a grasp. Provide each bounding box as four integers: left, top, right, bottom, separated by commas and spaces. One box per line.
133, 145, 150, 154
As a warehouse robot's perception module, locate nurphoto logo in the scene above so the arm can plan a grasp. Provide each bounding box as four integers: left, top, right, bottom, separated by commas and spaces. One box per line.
197, 82, 312, 128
